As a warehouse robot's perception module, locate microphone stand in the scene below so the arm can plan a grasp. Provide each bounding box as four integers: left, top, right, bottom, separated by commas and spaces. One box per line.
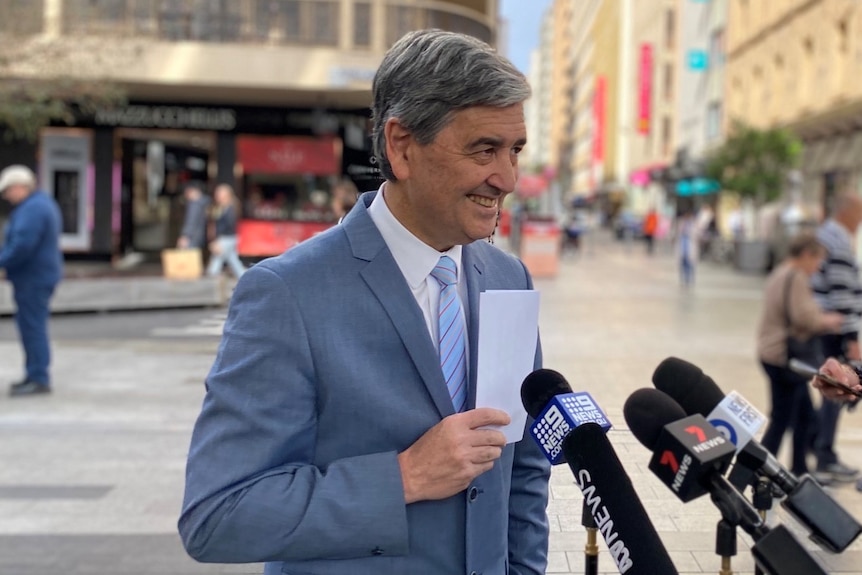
581, 500, 599, 575
751, 478, 774, 575
715, 519, 737, 575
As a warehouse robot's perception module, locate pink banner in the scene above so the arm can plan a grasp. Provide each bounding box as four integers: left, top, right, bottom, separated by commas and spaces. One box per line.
638, 43, 653, 135
593, 76, 606, 164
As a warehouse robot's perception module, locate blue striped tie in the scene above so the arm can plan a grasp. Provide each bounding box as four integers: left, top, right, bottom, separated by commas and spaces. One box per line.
431, 255, 467, 412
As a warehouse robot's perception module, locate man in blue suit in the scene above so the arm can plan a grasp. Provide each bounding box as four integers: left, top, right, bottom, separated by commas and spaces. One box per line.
180, 29, 550, 575
0, 165, 63, 397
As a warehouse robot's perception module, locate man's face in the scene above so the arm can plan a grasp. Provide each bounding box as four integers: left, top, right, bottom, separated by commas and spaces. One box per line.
388, 104, 526, 251
1, 184, 28, 205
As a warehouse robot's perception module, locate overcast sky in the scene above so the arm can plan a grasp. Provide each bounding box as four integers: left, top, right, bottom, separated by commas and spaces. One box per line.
499, 0, 552, 74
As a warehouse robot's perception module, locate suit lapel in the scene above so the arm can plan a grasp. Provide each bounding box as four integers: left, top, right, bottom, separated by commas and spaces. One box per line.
345, 193, 455, 419
463, 244, 486, 411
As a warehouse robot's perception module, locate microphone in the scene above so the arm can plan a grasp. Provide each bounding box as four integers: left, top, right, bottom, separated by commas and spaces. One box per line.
623, 389, 736, 503
520, 370, 679, 575
624, 388, 829, 575
520, 369, 610, 465
652, 357, 862, 553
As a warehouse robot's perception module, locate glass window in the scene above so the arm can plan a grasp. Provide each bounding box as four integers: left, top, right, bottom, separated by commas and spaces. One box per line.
312, 1, 338, 45
354, 2, 371, 48
706, 101, 722, 141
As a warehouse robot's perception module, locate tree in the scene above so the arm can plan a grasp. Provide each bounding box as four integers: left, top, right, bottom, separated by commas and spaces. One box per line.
706, 121, 803, 208
0, 4, 133, 142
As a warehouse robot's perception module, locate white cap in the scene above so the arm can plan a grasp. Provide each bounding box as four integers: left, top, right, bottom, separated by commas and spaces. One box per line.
0, 165, 36, 193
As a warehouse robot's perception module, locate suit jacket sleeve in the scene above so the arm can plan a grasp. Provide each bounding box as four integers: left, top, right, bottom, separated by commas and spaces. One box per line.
178, 264, 409, 563
507, 260, 551, 575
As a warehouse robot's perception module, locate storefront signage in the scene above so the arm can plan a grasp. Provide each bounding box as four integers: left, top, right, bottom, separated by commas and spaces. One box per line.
687, 50, 709, 71
237, 136, 341, 175
94, 105, 237, 130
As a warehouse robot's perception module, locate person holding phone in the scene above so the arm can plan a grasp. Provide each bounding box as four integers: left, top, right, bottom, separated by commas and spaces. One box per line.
814, 358, 862, 492
757, 233, 844, 477
811, 192, 862, 483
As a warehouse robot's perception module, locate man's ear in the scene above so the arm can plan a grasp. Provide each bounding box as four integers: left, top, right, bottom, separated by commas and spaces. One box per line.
384, 118, 413, 181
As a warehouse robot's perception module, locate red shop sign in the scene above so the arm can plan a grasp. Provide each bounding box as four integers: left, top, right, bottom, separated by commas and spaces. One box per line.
237, 219, 334, 257
237, 136, 341, 175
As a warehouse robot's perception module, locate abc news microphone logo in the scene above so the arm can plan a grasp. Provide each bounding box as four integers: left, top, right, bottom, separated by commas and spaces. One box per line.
648, 414, 735, 502
530, 392, 611, 465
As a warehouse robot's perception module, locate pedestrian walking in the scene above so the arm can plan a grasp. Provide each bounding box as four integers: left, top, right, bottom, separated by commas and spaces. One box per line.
179, 29, 550, 574
811, 192, 862, 484
329, 178, 359, 222
206, 183, 245, 278
177, 181, 210, 250
676, 211, 698, 287
0, 165, 63, 397
643, 208, 658, 255
756, 233, 843, 476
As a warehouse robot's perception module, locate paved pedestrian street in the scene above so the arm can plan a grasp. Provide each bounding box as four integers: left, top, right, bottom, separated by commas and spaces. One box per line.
1, 234, 860, 574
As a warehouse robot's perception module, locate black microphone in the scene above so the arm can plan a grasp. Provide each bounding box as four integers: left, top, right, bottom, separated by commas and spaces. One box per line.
520, 369, 611, 465
520, 370, 679, 575
652, 357, 862, 553
652, 357, 796, 492
624, 388, 829, 575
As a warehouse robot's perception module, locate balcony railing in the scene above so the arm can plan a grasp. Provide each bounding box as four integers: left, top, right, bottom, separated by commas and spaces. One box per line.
51, 0, 492, 49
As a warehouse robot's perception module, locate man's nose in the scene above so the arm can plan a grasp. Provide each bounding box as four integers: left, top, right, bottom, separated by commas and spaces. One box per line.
487, 154, 518, 194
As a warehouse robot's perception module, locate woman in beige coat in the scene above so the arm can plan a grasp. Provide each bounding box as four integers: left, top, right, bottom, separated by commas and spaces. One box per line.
756, 233, 843, 475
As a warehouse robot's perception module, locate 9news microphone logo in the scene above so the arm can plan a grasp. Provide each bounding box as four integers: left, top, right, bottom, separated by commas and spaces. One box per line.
530, 392, 611, 465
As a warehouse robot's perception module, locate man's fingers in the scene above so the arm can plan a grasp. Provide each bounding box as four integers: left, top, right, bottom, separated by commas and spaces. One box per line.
462, 407, 511, 429
469, 429, 507, 448
469, 446, 503, 465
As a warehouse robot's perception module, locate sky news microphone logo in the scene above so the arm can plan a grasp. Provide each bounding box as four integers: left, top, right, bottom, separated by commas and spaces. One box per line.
530, 392, 612, 465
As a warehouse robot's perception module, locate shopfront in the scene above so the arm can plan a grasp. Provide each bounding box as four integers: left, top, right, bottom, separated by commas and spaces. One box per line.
16, 101, 382, 261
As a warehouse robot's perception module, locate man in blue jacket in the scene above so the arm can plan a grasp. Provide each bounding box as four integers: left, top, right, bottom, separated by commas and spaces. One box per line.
180, 30, 550, 575
0, 165, 63, 397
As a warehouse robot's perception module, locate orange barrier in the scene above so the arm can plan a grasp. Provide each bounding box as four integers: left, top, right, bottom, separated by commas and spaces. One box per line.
520, 220, 560, 278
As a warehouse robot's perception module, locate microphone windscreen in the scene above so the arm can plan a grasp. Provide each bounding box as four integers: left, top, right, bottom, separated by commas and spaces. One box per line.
562, 422, 679, 574
623, 388, 688, 450
651, 357, 724, 416
520, 368, 573, 418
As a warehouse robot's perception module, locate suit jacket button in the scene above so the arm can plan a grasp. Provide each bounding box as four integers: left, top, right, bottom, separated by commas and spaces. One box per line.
470, 571, 479, 575
371, 547, 383, 556
468, 486, 479, 501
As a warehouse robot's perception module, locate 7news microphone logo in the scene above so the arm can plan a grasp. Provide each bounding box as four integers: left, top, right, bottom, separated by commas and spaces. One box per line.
649, 416, 735, 502
530, 392, 611, 464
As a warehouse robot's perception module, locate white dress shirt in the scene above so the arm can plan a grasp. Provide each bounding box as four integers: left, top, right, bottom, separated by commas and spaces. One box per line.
367, 184, 468, 355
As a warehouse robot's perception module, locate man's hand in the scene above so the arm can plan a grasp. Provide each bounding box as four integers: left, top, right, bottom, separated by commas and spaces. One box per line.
398, 408, 510, 504
846, 340, 861, 361
814, 357, 862, 402
177, 236, 189, 249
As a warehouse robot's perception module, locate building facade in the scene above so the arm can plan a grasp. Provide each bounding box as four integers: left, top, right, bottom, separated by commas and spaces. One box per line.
0, 0, 498, 261
726, 0, 862, 213
626, 0, 678, 215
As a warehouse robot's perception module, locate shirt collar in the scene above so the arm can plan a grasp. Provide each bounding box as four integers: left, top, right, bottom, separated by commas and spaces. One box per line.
368, 183, 463, 289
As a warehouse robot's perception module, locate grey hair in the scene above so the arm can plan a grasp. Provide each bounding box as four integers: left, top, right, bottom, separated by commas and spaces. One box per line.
371, 29, 530, 181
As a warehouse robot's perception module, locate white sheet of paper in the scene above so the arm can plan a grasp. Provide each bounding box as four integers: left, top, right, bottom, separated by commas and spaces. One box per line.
475, 290, 540, 443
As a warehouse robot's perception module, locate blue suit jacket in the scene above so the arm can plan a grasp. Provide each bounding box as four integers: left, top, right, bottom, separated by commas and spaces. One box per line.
179, 192, 550, 575
0, 191, 63, 287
